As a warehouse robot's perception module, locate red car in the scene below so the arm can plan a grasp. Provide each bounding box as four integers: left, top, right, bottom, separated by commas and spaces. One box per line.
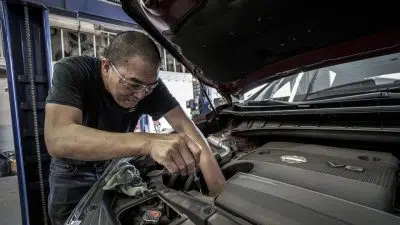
65, 1, 400, 224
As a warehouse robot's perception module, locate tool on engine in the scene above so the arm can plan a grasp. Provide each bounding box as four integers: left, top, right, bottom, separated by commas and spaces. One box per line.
193, 170, 203, 194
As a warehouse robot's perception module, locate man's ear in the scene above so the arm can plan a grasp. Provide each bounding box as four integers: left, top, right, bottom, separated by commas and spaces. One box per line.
101, 58, 111, 75
156, 64, 162, 74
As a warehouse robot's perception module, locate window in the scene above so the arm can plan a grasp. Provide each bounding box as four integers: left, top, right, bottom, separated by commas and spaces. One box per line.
95, 33, 108, 57
251, 52, 400, 102
80, 32, 94, 57
0, 25, 3, 58
50, 22, 121, 62
50, 28, 82, 60
166, 52, 175, 72
175, 61, 183, 73
158, 45, 166, 71
48, 19, 188, 75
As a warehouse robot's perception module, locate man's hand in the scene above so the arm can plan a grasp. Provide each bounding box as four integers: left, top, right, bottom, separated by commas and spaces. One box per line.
146, 133, 202, 176
164, 106, 226, 196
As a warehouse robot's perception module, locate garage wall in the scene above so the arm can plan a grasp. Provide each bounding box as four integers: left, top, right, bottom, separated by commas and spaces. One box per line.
146, 72, 194, 133
0, 77, 15, 152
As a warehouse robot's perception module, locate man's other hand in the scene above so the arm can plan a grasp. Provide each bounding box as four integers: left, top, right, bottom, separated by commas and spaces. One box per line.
146, 133, 202, 176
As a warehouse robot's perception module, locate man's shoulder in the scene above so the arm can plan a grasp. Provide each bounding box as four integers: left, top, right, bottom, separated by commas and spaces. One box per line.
47, 56, 102, 109
53, 56, 101, 80
56, 55, 99, 68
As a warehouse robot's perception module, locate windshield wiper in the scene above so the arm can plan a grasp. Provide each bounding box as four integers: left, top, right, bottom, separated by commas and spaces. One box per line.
306, 79, 400, 101
303, 90, 400, 105
245, 99, 295, 106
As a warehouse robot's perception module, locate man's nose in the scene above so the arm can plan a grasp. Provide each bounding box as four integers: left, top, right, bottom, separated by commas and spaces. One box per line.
134, 89, 147, 99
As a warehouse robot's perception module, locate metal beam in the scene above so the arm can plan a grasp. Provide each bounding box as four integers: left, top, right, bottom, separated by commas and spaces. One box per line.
24, 0, 137, 27
0, 3, 30, 225
93, 33, 96, 57
0, 1, 53, 225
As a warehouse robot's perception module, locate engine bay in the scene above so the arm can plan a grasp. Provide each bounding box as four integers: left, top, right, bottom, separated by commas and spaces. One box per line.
95, 130, 399, 225
73, 128, 400, 225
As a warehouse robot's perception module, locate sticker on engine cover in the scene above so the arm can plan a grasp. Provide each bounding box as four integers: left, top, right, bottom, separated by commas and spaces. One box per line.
280, 155, 307, 163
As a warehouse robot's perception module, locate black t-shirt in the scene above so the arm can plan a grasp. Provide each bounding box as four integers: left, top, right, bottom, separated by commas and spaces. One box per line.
46, 56, 178, 164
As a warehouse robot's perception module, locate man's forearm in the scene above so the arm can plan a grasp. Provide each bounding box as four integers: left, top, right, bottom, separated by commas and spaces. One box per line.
179, 122, 226, 196
199, 149, 226, 196
45, 123, 149, 161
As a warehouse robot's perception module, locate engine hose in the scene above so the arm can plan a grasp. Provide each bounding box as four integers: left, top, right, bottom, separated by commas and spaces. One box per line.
207, 136, 231, 154
24, 5, 48, 225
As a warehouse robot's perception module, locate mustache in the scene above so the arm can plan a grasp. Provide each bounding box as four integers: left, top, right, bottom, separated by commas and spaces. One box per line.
121, 96, 139, 103
119, 93, 138, 101
127, 96, 139, 102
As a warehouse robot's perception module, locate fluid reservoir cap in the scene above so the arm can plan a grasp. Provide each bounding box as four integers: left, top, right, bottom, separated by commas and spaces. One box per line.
280, 155, 307, 164
143, 209, 162, 224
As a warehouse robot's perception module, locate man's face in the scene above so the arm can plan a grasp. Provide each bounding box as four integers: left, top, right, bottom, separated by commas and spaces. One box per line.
103, 56, 159, 109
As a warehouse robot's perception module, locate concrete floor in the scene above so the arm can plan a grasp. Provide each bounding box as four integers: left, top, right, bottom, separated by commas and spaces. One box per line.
0, 176, 22, 225
0, 126, 23, 225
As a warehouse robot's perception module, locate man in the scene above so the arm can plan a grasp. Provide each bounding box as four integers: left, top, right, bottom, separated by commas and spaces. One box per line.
44, 31, 225, 225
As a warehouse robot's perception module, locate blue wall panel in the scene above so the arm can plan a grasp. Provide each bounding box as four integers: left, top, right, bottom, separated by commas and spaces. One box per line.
26, 0, 137, 27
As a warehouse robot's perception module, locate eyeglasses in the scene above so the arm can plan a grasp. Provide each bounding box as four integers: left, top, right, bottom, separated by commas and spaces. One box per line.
110, 62, 158, 94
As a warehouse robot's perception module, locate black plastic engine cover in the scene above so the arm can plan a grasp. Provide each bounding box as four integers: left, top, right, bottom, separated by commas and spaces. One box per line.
222, 142, 398, 212
216, 172, 400, 225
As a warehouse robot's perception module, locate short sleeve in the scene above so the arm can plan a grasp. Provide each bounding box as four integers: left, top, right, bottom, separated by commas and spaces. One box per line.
46, 61, 85, 110
141, 79, 179, 120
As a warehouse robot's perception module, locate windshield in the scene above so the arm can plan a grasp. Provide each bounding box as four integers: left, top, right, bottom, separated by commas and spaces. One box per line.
252, 52, 400, 102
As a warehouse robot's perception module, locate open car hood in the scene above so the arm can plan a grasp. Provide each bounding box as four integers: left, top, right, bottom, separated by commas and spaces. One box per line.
120, 0, 400, 96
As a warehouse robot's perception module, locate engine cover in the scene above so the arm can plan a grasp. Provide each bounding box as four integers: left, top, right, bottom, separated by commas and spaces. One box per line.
222, 142, 398, 212
216, 172, 400, 225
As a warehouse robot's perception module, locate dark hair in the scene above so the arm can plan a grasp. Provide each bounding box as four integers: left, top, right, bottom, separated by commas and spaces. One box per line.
104, 31, 161, 67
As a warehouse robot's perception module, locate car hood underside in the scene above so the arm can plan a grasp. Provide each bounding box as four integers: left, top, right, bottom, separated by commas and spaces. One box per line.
120, 0, 400, 95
